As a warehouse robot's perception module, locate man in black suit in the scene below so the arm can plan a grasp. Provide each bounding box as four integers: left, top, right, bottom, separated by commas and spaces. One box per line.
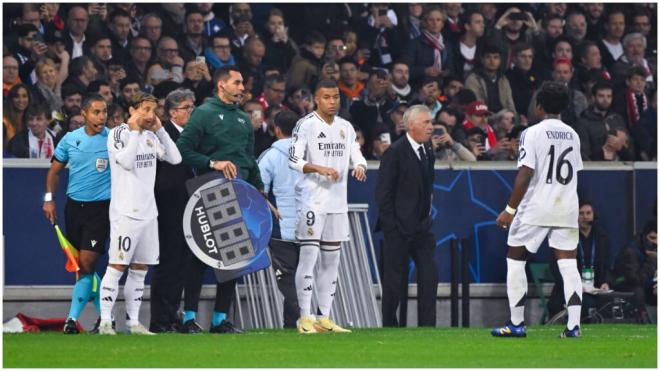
149, 88, 196, 333
64, 6, 89, 59
376, 105, 438, 327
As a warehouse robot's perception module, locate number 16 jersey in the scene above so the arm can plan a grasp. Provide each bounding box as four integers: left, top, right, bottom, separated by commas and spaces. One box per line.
516, 118, 583, 228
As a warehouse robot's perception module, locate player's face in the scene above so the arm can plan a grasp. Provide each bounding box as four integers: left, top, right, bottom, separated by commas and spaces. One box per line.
218, 71, 245, 104
130, 101, 158, 128
83, 100, 108, 134
314, 87, 340, 118
578, 205, 594, 228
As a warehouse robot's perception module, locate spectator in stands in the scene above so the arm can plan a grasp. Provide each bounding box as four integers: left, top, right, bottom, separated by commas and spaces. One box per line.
227, 4, 256, 52
287, 31, 326, 92
239, 36, 267, 95
452, 9, 486, 79
537, 36, 574, 82
106, 103, 125, 129
257, 74, 286, 112
506, 42, 539, 124
490, 108, 516, 140
147, 37, 184, 87
14, 24, 44, 85
431, 120, 476, 162
319, 59, 340, 83
548, 201, 613, 319
412, 77, 442, 117
532, 14, 564, 77
179, 9, 207, 62
612, 219, 657, 323
609, 33, 655, 90
60, 84, 83, 118
612, 66, 650, 129
196, 3, 226, 37
632, 89, 657, 161
139, 13, 163, 46
436, 105, 466, 144
3, 55, 22, 97
181, 59, 213, 104
205, 34, 236, 70
106, 58, 127, 97
358, 4, 405, 69
118, 76, 142, 110
464, 44, 517, 115
7, 103, 58, 159
324, 35, 347, 61
442, 75, 464, 100
154, 4, 186, 39
108, 10, 132, 63
631, 9, 656, 60
3, 84, 31, 149
576, 80, 629, 161
389, 61, 413, 102
583, 3, 605, 42
462, 100, 512, 160
64, 56, 97, 93
64, 6, 89, 59
575, 40, 609, 88
285, 87, 313, 117
544, 3, 568, 19
350, 68, 397, 155
338, 58, 364, 111
527, 59, 588, 126
88, 36, 112, 78
598, 9, 626, 69
386, 101, 408, 142
124, 37, 152, 85
112, 3, 139, 38
243, 100, 271, 157
87, 80, 113, 105
262, 8, 298, 75
34, 57, 68, 113
463, 126, 487, 160
490, 7, 536, 71
63, 109, 84, 132
564, 9, 588, 46
399, 3, 423, 40
404, 5, 455, 86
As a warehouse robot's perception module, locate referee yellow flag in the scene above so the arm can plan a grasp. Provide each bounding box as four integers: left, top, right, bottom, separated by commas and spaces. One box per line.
53, 224, 80, 274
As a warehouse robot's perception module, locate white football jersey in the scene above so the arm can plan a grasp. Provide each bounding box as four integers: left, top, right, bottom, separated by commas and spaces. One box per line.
108, 124, 182, 220
516, 118, 583, 228
289, 112, 367, 213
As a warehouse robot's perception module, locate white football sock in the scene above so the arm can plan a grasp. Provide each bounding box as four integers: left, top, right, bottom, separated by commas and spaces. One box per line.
124, 268, 148, 327
99, 266, 124, 323
317, 246, 341, 317
295, 243, 319, 318
506, 258, 527, 326
557, 258, 582, 330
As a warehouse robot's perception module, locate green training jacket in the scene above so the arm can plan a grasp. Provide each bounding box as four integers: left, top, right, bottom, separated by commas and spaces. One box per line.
176, 95, 263, 190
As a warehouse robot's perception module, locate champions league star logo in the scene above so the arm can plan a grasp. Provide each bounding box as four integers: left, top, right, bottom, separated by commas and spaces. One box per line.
183, 173, 272, 282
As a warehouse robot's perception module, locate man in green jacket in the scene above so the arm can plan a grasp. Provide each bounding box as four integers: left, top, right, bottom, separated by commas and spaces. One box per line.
176, 65, 263, 334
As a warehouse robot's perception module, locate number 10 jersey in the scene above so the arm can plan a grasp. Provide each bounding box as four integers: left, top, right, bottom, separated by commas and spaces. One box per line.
516, 118, 583, 228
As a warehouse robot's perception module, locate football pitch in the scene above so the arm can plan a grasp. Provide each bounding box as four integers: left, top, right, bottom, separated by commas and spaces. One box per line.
3, 324, 656, 368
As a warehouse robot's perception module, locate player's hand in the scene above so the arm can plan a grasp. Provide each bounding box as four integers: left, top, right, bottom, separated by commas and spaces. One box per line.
266, 200, 282, 220
150, 115, 162, 132
496, 210, 514, 230
318, 166, 340, 181
127, 113, 142, 131
351, 165, 367, 182
43, 201, 56, 224
212, 160, 238, 179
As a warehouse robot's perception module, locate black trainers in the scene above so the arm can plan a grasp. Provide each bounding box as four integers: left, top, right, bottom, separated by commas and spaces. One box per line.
63, 318, 80, 334
90, 318, 116, 334
209, 320, 244, 334
149, 322, 178, 333
179, 319, 203, 334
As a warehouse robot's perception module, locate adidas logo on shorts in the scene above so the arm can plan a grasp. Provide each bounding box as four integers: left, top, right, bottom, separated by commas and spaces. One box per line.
101, 296, 114, 302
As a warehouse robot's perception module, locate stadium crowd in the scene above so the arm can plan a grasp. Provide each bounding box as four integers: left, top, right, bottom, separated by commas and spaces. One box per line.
2, 3, 657, 162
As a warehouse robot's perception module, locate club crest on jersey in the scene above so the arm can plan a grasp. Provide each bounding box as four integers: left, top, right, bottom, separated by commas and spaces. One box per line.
146, 139, 154, 148
339, 129, 346, 139
95, 158, 108, 172
307, 227, 314, 236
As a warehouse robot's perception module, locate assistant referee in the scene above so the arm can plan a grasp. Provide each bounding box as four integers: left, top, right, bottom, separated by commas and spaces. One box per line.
42, 94, 111, 334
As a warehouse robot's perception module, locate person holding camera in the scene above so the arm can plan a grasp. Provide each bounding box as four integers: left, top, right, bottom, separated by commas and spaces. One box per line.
489, 7, 537, 72
431, 121, 476, 162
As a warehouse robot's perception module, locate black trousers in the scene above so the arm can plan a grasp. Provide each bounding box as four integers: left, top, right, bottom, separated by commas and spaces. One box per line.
381, 229, 438, 327
150, 192, 189, 327
269, 239, 300, 328
183, 253, 237, 314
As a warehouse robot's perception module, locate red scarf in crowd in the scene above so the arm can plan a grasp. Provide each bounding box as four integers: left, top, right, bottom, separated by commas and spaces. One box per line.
626, 88, 648, 128
422, 30, 445, 71
463, 119, 497, 150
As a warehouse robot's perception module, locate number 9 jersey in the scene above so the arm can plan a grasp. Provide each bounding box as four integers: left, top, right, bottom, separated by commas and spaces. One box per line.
516, 118, 583, 228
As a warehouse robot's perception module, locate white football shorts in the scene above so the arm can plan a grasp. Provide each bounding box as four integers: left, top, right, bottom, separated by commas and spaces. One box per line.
295, 209, 350, 243
109, 215, 159, 265
507, 215, 579, 254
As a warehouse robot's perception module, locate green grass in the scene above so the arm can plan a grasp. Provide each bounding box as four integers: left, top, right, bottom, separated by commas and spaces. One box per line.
3, 325, 657, 368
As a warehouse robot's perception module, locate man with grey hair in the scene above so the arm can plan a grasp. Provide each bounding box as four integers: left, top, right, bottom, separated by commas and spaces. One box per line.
610, 33, 655, 88
140, 13, 163, 46
149, 88, 196, 333
376, 104, 439, 327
